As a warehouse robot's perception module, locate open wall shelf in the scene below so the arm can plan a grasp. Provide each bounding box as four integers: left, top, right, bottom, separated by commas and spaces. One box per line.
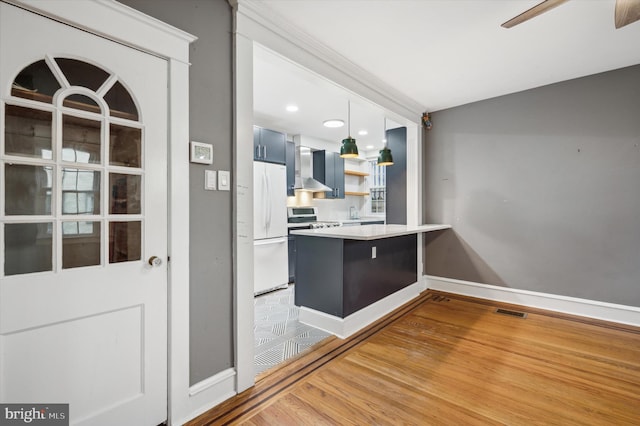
344, 169, 369, 177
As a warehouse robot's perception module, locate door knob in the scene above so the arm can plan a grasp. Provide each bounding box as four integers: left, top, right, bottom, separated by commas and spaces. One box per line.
148, 256, 162, 267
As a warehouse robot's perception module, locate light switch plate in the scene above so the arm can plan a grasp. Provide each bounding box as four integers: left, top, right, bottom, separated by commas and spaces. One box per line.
205, 170, 216, 190
218, 170, 230, 191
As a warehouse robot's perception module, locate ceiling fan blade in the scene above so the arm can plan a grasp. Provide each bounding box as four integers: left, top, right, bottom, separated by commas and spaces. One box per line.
501, 0, 570, 28
615, 0, 640, 28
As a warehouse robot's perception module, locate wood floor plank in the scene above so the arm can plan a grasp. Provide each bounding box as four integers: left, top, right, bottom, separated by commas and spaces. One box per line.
411, 298, 638, 362
247, 393, 339, 426
387, 313, 640, 398
187, 291, 640, 425
309, 357, 502, 425
275, 382, 363, 426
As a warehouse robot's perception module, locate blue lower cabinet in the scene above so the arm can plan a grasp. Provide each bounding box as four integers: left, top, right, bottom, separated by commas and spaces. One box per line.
295, 234, 417, 317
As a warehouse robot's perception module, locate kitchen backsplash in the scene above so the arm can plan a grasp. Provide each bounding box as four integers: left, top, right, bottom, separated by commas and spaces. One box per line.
286, 133, 385, 222
286, 194, 364, 220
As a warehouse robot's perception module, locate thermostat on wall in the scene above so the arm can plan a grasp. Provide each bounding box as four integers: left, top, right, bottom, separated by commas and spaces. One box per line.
190, 141, 213, 164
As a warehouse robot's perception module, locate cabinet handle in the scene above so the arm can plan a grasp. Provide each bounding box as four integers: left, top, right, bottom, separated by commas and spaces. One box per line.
263, 145, 267, 159
255, 145, 260, 158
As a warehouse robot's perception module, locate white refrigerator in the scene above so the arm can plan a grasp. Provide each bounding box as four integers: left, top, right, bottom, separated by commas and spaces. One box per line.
254, 161, 289, 295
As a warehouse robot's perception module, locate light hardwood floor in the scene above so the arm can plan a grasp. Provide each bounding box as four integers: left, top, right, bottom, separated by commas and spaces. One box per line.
188, 290, 640, 425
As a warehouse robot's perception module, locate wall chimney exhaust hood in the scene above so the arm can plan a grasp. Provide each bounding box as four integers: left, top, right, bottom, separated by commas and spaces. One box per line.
293, 139, 332, 192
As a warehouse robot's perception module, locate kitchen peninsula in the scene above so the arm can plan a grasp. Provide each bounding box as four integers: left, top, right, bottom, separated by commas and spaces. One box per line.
291, 224, 451, 337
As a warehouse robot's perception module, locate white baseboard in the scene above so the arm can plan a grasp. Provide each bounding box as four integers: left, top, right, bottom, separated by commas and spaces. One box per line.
299, 282, 425, 339
425, 275, 640, 327
175, 368, 236, 425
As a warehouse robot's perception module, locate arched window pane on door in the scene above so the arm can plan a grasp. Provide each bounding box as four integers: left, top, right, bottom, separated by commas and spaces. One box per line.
3, 57, 143, 275
62, 93, 101, 114
11, 59, 61, 103
104, 81, 139, 121
4, 105, 52, 159
55, 58, 109, 92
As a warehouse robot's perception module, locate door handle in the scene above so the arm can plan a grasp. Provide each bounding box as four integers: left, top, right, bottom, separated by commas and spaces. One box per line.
148, 256, 162, 267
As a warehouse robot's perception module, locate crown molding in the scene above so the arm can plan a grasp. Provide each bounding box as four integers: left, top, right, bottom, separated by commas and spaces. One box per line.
5, 0, 197, 64
236, 0, 425, 123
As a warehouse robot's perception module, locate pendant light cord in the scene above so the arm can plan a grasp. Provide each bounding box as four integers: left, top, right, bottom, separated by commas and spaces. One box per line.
347, 100, 351, 137
384, 117, 387, 147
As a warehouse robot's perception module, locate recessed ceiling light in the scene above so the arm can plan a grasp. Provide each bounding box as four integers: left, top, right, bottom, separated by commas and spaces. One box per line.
358, 130, 368, 136
286, 105, 299, 112
366, 145, 374, 149
323, 119, 344, 128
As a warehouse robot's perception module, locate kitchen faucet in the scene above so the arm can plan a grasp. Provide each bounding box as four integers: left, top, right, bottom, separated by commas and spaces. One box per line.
349, 206, 358, 220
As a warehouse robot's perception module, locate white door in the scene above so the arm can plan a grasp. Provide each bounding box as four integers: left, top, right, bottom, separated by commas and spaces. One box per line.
0, 4, 168, 426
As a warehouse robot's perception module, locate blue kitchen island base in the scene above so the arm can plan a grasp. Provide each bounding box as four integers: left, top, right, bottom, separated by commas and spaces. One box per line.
298, 282, 424, 339
291, 224, 451, 338
294, 234, 417, 318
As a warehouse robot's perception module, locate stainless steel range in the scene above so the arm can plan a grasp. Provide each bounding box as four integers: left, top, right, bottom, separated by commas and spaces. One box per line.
287, 207, 341, 282
287, 207, 342, 229
309, 222, 341, 229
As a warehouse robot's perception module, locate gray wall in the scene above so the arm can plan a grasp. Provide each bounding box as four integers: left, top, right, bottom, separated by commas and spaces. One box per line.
422, 64, 640, 307
119, 0, 234, 385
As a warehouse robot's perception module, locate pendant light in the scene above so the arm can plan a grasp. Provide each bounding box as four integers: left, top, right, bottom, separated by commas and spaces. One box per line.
340, 100, 359, 158
377, 117, 394, 166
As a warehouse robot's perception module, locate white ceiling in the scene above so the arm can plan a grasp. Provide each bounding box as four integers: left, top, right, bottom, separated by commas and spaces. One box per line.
252, 0, 640, 152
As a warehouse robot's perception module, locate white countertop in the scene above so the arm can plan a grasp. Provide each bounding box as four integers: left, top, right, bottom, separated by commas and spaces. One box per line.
290, 224, 451, 240
339, 217, 385, 224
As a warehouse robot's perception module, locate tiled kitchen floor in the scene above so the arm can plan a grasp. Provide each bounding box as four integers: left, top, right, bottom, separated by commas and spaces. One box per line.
254, 285, 331, 375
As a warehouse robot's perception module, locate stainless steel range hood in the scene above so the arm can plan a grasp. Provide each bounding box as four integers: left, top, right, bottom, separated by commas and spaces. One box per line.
293, 138, 332, 192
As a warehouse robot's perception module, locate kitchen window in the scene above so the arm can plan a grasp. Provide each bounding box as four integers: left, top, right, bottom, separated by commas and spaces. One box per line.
368, 159, 386, 215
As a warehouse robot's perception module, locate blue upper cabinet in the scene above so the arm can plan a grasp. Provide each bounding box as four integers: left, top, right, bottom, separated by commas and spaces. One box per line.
385, 127, 407, 224
313, 150, 344, 199
254, 126, 286, 164
285, 141, 295, 196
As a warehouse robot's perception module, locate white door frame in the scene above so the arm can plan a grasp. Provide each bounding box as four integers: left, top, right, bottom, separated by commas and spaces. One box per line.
232, 0, 426, 394
3, 1, 196, 424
